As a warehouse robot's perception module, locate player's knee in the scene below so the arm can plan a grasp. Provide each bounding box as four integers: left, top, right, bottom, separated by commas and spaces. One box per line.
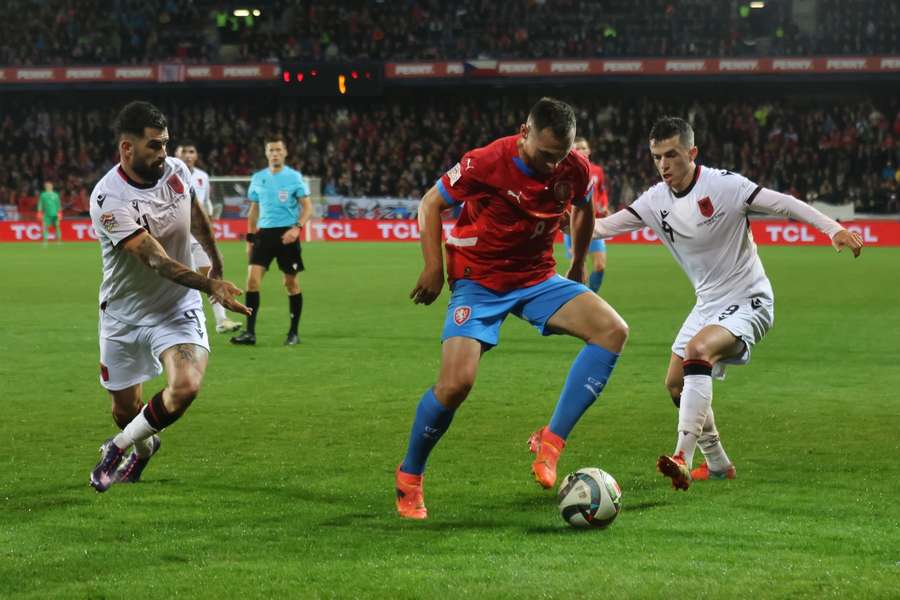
598, 317, 628, 350
683, 339, 712, 362
434, 377, 474, 408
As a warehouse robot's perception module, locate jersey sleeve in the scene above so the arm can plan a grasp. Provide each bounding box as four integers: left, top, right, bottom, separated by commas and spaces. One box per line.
721, 170, 762, 212
295, 173, 310, 198
247, 173, 261, 203
90, 193, 142, 248
436, 152, 483, 207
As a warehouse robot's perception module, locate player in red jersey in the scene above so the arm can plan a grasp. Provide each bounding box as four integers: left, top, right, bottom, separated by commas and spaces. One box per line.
566, 137, 609, 292
395, 98, 629, 519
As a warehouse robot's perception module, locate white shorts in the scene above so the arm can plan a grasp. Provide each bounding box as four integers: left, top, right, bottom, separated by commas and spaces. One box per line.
191, 240, 212, 269
672, 294, 774, 379
98, 309, 210, 391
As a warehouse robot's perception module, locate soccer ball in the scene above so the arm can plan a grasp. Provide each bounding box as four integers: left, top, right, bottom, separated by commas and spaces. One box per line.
557, 468, 622, 529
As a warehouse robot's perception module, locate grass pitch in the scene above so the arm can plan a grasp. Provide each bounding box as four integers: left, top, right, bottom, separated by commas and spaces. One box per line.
1, 240, 898, 599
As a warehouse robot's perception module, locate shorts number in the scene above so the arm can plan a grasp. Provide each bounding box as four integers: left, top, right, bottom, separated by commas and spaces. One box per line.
717, 305, 739, 321
530, 221, 546, 239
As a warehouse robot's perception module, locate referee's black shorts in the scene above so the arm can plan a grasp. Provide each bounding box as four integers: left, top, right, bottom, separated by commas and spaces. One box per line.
250, 226, 305, 274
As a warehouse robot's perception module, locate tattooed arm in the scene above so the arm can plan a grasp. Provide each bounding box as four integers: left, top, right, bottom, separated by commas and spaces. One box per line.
123, 230, 214, 292
121, 230, 252, 315
189, 190, 224, 278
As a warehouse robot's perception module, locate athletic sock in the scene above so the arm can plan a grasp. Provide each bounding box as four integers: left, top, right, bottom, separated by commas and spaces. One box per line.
245, 291, 260, 334
588, 270, 605, 293
400, 388, 456, 476
675, 360, 713, 466
288, 293, 302, 335
548, 344, 619, 440
697, 407, 732, 471
113, 402, 152, 456
211, 300, 227, 325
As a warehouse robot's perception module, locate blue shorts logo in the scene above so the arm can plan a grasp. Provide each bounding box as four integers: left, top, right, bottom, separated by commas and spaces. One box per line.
453, 306, 472, 326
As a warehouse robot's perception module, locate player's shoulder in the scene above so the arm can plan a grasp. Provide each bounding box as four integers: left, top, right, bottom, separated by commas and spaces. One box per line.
166, 156, 191, 178
699, 165, 753, 194
193, 166, 210, 180
563, 149, 591, 180
284, 166, 305, 181
250, 168, 269, 182
464, 135, 514, 165
638, 181, 670, 204
90, 167, 132, 216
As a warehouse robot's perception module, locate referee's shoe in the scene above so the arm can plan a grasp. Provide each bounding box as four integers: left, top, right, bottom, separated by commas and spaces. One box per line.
230, 332, 256, 345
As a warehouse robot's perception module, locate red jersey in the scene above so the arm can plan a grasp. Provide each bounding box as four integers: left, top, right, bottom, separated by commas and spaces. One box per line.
437, 135, 592, 292
588, 163, 609, 217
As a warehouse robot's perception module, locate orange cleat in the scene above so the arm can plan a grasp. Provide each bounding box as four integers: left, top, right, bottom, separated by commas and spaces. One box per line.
691, 461, 736, 481
657, 452, 692, 491
395, 467, 427, 520
528, 427, 566, 489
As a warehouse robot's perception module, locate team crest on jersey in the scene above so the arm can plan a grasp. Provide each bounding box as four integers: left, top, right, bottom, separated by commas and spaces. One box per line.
697, 196, 714, 218
447, 162, 462, 186
99, 212, 117, 232
166, 174, 185, 195
553, 180, 573, 205
453, 306, 472, 326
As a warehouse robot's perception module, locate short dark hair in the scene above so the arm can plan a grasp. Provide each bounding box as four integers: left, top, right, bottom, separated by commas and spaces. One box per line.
176, 139, 198, 150
649, 116, 694, 148
528, 97, 576, 141
114, 101, 167, 139
264, 133, 286, 146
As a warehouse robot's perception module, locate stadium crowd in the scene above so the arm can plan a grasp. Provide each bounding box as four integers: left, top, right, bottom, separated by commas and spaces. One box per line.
1, 0, 897, 66
1, 94, 898, 216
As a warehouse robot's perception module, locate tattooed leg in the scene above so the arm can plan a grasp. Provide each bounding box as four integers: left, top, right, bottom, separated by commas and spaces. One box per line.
160, 342, 209, 415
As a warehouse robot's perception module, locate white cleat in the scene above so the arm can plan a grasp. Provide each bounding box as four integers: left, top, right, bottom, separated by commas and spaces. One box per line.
215, 319, 242, 333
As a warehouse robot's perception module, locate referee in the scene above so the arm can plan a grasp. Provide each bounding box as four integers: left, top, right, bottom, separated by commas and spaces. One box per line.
231, 134, 312, 346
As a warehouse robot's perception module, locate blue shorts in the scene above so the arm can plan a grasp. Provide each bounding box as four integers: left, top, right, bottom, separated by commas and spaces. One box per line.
442, 275, 591, 348
564, 234, 606, 257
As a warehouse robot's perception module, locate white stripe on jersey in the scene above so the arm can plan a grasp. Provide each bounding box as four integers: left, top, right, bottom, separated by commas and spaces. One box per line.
89, 157, 202, 326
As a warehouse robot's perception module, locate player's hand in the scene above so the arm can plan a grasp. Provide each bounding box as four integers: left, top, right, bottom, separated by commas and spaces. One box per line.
281, 226, 301, 244
565, 263, 586, 284
209, 279, 252, 316
832, 229, 863, 258
410, 267, 444, 305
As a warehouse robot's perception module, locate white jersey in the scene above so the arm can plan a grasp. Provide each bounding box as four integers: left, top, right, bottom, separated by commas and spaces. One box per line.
90, 157, 203, 326
625, 166, 772, 308
189, 166, 213, 217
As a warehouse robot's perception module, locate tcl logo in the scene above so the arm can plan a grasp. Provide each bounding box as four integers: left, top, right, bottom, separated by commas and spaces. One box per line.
312, 222, 360, 240
763, 224, 879, 243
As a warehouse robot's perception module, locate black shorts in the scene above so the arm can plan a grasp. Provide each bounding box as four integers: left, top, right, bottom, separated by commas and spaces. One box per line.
250, 227, 305, 274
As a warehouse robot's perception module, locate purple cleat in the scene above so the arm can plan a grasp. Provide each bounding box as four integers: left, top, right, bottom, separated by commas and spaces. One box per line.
115, 435, 161, 483
90, 438, 126, 493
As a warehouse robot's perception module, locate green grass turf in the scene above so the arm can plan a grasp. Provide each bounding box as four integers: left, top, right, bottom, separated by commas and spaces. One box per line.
1, 241, 898, 599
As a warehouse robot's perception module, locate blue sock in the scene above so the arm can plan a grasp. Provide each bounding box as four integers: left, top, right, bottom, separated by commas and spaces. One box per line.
400, 388, 455, 475
588, 270, 604, 292
548, 344, 619, 440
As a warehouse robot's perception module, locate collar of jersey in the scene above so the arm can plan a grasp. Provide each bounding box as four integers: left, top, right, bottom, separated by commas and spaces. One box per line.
117, 165, 156, 190
671, 165, 701, 198
512, 156, 538, 179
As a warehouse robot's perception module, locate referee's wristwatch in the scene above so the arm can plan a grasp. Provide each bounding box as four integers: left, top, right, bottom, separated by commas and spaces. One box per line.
293, 222, 303, 229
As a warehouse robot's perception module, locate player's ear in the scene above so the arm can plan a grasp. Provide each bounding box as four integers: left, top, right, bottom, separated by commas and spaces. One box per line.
689, 146, 699, 161
519, 123, 529, 139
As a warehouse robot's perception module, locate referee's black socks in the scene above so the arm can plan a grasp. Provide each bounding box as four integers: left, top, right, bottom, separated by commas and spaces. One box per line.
246, 291, 260, 334
289, 293, 303, 335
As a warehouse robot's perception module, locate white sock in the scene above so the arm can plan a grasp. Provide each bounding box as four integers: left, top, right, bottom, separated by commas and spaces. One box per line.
133, 436, 155, 458
211, 301, 227, 324
113, 409, 158, 450
675, 374, 713, 466
698, 407, 732, 472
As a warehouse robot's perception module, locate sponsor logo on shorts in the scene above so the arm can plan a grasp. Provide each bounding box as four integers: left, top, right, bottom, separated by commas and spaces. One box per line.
100, 363, 109, 382
99, 212, 117, 232
453, 306, 472, 326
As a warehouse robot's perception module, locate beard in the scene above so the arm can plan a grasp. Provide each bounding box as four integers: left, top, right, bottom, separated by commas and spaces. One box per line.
132, 158, 165, 183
